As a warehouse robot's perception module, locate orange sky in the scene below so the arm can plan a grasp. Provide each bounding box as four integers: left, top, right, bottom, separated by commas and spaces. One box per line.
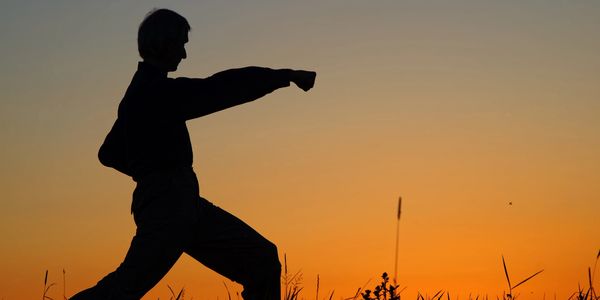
1, 1, 599, 299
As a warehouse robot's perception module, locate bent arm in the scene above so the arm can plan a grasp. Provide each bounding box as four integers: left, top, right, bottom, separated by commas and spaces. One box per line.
167, 67, 293, 120
98, 118, 133, 176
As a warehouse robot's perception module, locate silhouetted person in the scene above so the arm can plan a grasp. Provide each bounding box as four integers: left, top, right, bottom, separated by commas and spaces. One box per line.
70, 8, 315, 300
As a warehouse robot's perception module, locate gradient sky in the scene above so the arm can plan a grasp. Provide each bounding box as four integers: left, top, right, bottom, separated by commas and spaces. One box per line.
1, 1, 599, 299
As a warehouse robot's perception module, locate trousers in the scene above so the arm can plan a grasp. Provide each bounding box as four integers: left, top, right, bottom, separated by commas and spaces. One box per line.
70, 168, 281, 300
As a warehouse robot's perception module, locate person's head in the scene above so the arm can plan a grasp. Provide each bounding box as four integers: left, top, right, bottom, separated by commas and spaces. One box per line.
138, 9, 190, 72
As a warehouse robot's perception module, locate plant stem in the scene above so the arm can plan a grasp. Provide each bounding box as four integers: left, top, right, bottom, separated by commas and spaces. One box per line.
394, 196, 402, 284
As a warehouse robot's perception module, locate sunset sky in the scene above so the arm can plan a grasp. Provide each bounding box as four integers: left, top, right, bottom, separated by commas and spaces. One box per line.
1, 1, 599, 299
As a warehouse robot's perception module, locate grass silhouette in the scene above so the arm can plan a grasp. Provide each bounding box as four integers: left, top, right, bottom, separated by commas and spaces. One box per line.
42, 270, 55, 300
38, 249, 600, 300
501, 255, 544, 299
37, 198, 599, 300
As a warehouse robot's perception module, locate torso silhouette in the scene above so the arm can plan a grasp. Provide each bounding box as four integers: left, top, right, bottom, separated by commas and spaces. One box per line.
99, 62, 292, 183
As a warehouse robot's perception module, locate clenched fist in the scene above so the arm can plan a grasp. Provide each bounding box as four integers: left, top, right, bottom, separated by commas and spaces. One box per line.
291, 70, 317, 92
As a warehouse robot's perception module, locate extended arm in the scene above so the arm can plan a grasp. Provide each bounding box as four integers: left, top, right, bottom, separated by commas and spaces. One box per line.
166, 67, 316, 120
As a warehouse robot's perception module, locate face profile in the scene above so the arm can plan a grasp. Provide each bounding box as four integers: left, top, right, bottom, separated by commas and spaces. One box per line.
163, 31, 188, 71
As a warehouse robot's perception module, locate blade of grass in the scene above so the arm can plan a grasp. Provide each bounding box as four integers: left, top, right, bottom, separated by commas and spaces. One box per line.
512, 269, 544, 289
284, 254, 288, 276
175, 288, 183, 300
394, 196, 402, 284
344, 288, 361, 300
168, 285, 175, 298
589, 267, 593, 293
398, 286, 407, 294
44, 283, 56, 300
223, 282, 232, 300
436, 291, 445, 300
351, 278, 371, 300
63, 269, 66, 300
316, 274, 319, 300
43, 270, 48, 300
592, 249, 600, 285
502, 256, 512, 291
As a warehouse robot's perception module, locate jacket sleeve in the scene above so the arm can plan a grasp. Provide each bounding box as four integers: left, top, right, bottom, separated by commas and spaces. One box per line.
165, 67, 292, 120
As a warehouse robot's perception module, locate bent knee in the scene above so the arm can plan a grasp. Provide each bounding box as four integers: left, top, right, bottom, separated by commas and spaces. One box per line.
250, 239, 280, 279
264, 241, 281, 270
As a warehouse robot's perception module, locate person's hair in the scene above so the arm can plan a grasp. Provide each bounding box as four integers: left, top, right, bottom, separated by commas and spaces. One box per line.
137, 8, 191, 60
